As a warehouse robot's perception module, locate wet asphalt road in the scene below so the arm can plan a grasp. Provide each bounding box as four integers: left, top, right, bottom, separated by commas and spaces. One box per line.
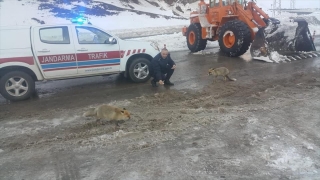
0, 46, 320, 115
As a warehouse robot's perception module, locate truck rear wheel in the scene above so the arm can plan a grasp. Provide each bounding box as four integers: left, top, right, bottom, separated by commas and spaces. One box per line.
0, 71, 35, 101
218, 20, 252, 57
128, 57, 151, 83
187, 23, 207, 52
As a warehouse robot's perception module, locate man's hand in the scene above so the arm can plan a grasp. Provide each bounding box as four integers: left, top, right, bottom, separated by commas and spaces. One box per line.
159, 80, 164, 85
171, 64, 176, 69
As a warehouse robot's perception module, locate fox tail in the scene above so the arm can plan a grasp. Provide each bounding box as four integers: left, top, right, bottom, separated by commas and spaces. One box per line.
83, 108, 96, 117
226, 75, 236, 81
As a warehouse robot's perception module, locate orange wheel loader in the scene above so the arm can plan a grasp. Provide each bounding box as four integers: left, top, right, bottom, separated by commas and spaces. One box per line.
182, 0, 319, 62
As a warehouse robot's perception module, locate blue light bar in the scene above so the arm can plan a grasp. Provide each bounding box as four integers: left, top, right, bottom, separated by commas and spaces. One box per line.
71, 16, 87, 24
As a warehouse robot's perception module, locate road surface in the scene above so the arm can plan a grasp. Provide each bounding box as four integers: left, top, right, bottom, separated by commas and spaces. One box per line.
0, 49, 320, 180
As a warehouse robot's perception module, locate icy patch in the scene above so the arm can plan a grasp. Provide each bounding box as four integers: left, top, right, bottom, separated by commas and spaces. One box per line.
268, 147, 315, 172
88, 130, 134, 143
107, 99, 131, 107
0, 116, 79, 139
252, 56, 274, 63
192, 50, 213, 55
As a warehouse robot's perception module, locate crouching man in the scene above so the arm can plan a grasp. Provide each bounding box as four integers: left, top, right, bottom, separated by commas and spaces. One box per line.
150, 47, 176, 87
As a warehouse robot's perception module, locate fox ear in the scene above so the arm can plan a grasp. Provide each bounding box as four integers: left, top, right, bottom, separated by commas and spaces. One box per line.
123, 108, 126, 110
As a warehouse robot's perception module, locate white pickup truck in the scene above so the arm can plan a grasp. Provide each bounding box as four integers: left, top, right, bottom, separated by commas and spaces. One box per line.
0, 23, 160, 101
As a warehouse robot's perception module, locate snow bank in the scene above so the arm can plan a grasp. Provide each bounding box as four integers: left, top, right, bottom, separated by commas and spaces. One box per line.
128, 32, 219, 52
0, 0, 319, 55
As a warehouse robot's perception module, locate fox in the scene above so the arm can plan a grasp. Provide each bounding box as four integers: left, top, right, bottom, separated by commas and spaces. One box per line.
259, 47, 268, 56
207, 67, 237, 81
83, 104, 131, 125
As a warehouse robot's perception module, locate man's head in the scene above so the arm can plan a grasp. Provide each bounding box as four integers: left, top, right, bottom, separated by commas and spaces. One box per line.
160, 48, 169, 59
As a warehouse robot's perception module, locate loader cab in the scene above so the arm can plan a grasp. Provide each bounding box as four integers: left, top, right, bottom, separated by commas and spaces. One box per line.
209, 0, 244, 7
209, 0, 219, 7
209, 0, 232, 8
208, 0, 233, 24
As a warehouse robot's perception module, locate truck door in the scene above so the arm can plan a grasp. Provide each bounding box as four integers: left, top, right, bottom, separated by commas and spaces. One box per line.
32, 26, 77, 78
72, 26, 121, 75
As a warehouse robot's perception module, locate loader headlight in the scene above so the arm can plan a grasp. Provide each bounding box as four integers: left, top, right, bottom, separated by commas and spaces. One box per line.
150, 41, 160, 51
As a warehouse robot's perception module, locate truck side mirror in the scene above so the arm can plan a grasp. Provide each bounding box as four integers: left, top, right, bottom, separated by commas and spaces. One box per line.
105, 37, 117, 44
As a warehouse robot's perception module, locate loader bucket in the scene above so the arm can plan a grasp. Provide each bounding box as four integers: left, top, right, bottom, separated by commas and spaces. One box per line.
250, 17, 319, 63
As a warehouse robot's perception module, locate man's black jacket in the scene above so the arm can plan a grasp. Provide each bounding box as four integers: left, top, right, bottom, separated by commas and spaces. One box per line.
150, 53, 176, 81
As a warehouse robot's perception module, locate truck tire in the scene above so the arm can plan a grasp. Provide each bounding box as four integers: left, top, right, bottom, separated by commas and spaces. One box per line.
187, 23, 207, 52
218, 20, 252, 57
128, 57, 151, 83
0, 71, 35, 101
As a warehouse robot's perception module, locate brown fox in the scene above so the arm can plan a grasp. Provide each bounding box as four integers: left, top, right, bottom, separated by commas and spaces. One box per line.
259, 47, 268, 56
83, 104, 131, 125
207, 67, 237, 81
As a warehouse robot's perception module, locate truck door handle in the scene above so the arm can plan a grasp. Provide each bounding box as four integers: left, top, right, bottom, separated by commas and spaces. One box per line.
77, 48, 88, 52
38, 49, 50, 53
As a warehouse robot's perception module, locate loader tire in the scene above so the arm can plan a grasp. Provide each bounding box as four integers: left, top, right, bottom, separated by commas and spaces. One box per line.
218, 20, 252, 57
186, 23, 207, 52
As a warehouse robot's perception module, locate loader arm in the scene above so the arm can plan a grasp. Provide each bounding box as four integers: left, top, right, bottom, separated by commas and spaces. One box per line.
247, 2, 269, 24
230, 2, 263, 41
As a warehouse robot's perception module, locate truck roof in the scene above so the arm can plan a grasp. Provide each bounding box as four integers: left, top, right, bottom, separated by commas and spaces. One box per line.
0, 25, 31, 30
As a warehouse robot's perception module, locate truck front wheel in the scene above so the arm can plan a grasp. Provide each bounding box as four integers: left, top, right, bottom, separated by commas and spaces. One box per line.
218, 20, 252, 57
0, 71, 35, 101
186, 23, 207, 52
128, 57, 151, 83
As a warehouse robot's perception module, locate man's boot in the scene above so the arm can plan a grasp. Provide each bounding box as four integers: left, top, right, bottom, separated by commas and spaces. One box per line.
164, 68, 174, 86
151, 79, 158, 87
164, 80, 174, 86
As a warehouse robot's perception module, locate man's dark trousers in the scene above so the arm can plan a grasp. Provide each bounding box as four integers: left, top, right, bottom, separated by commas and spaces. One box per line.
151, 65, 174, 84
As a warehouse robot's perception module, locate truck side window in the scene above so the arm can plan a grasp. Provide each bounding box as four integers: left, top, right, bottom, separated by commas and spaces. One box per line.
39, 26, 70, 44
222, 0, 228, 6
75, 26, 111, 44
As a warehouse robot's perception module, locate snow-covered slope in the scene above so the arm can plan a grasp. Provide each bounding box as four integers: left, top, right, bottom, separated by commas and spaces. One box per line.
0, 0, 199, 30
0, 0, 319, 54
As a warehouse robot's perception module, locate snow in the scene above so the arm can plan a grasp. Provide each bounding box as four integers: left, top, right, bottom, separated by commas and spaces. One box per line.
129, 32, 219, 52
0, 0, 190, 29
0, 0, 319, 57
268, 147, 315, 173
252, 56, 274, 63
